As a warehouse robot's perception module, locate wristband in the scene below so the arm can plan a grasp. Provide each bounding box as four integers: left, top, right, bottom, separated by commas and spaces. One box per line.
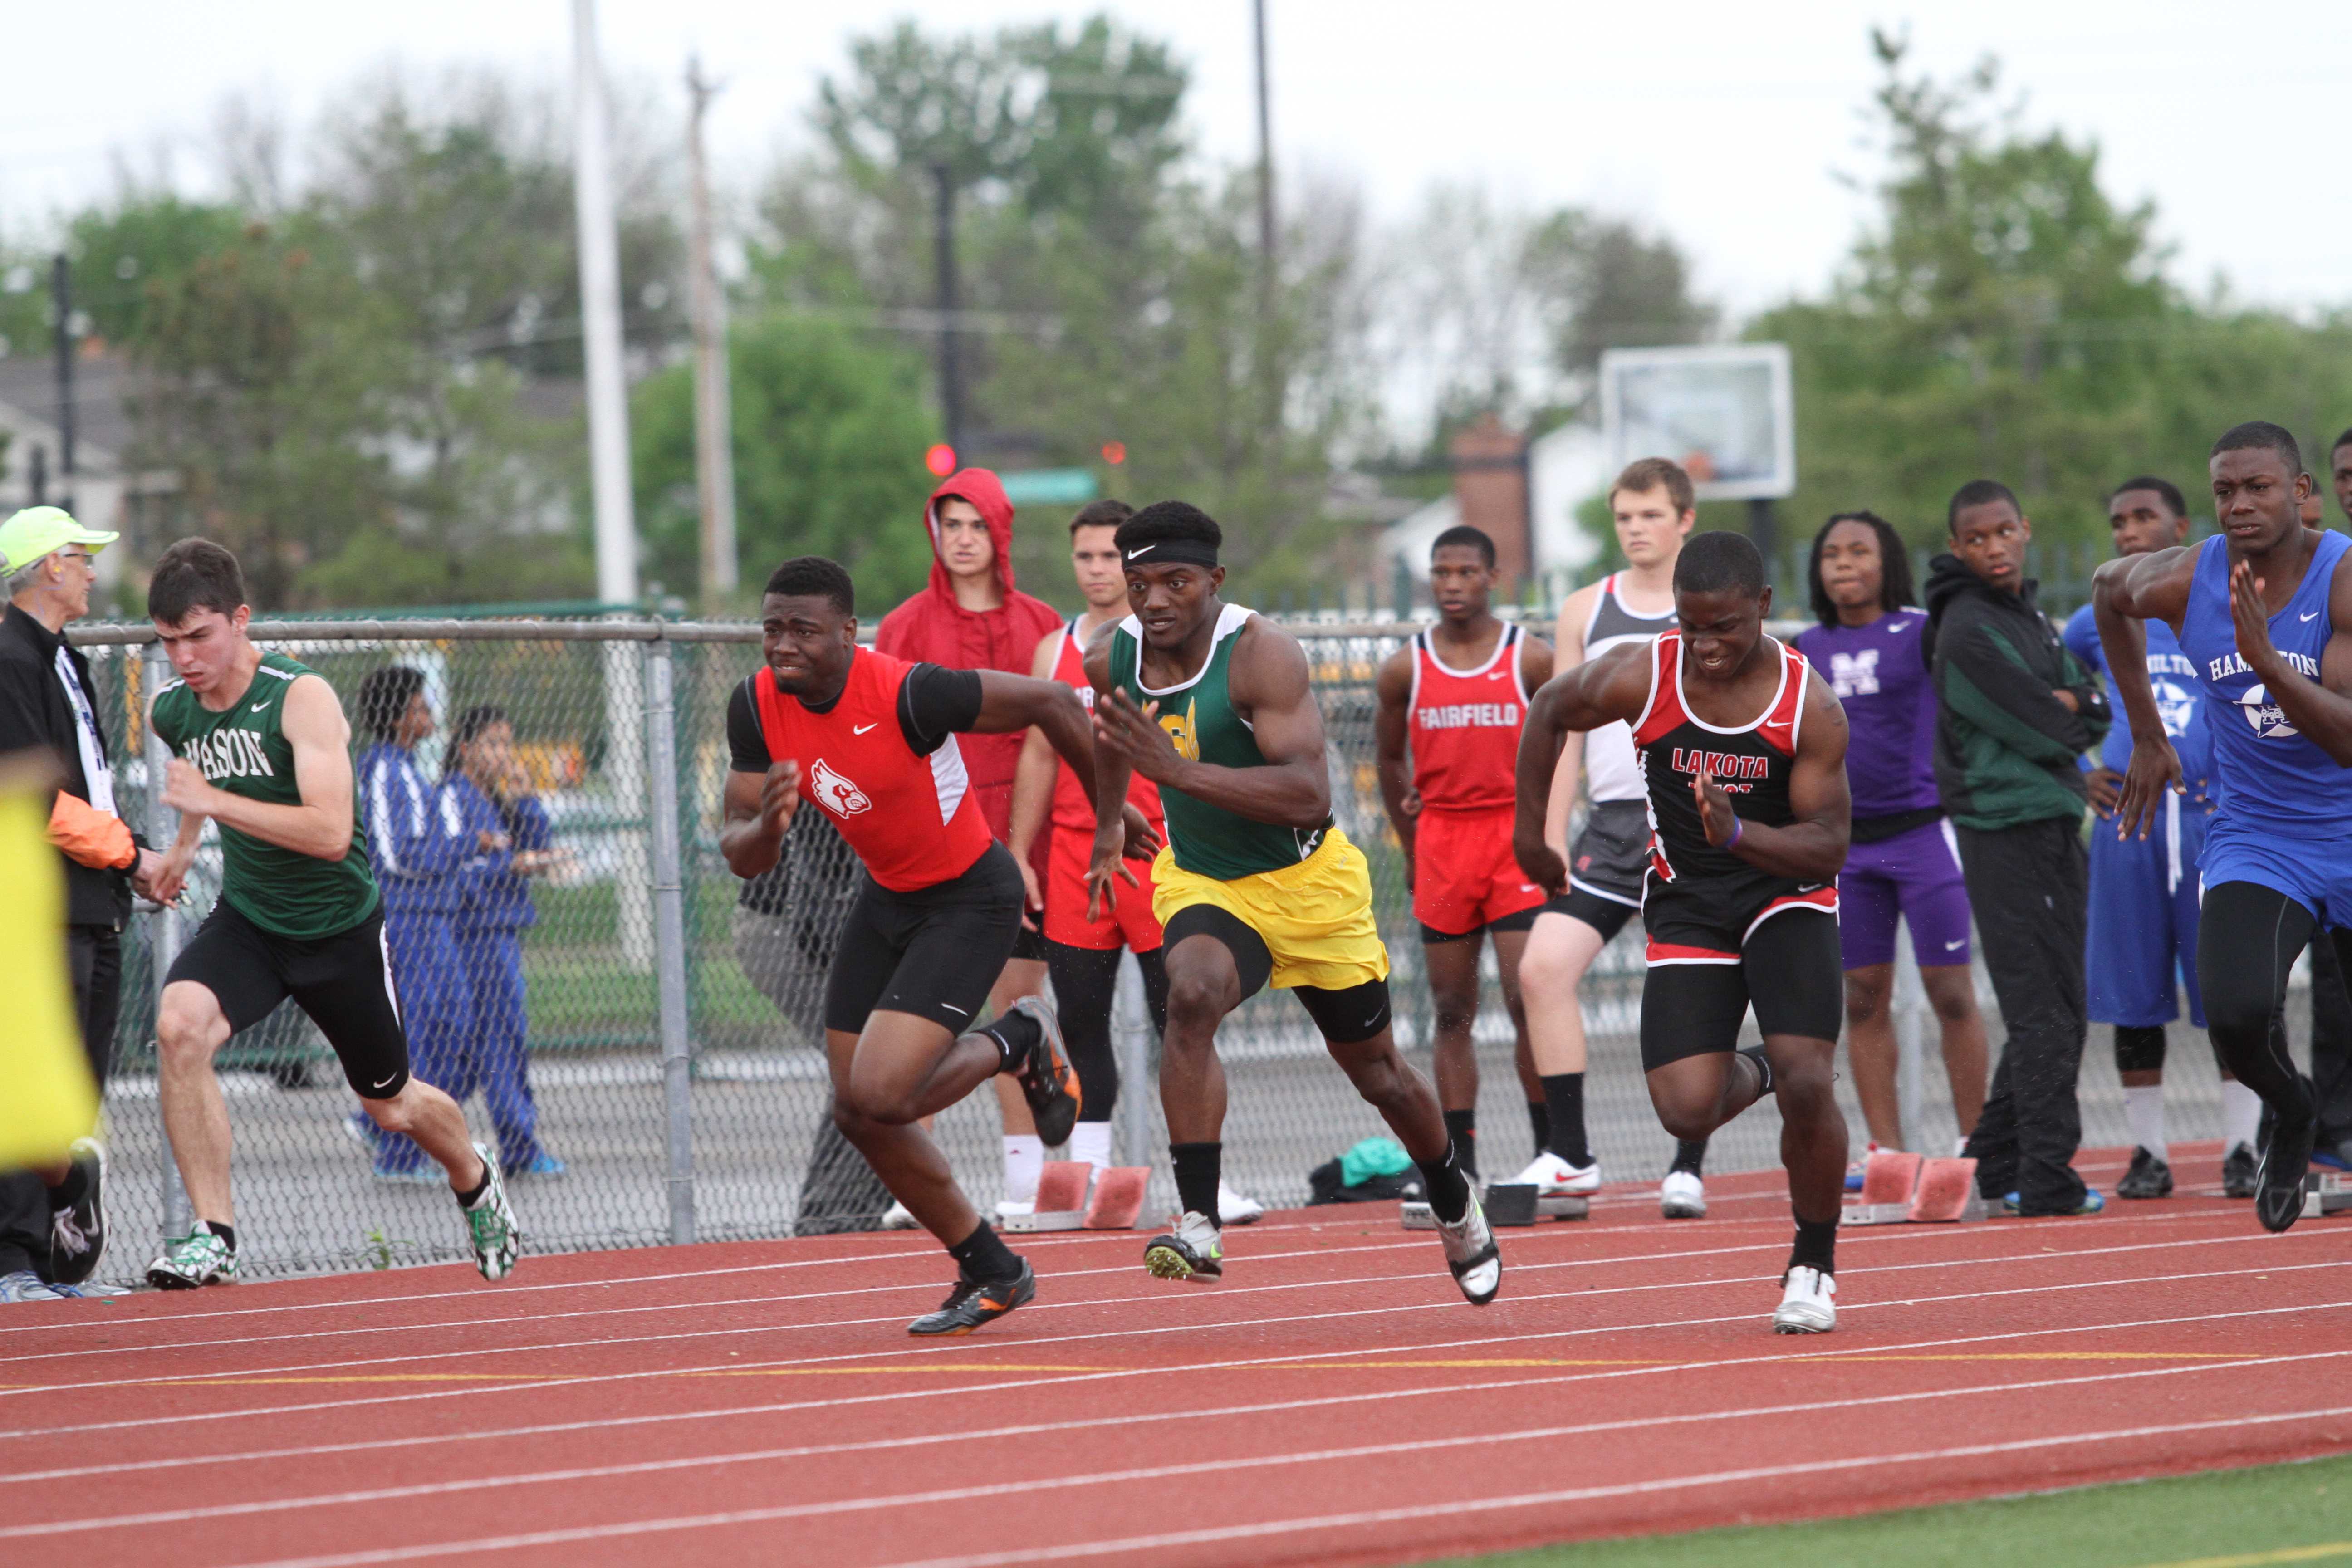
1726, 816, 1744, 848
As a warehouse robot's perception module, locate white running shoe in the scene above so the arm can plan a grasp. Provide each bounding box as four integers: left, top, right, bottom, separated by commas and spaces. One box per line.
1512, 1150, 1601, 1196
1773, 1265, 1837, 1333
1216, 1181, 1265, 1225
1661, 1169, 1707, 1219
880, 1201, 917, 1230
1433, 1187, 1502, 1306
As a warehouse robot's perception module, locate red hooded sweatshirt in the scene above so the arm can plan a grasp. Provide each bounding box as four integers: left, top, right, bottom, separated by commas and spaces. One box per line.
873, 469, 1063, 845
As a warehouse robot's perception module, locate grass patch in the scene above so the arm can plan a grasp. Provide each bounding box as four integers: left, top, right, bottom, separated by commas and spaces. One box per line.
1439, 1453, 2352, 1568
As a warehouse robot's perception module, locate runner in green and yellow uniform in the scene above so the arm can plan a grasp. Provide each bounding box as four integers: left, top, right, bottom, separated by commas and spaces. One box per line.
1083, 500, 1499, 1303
142, 539, 519, 1288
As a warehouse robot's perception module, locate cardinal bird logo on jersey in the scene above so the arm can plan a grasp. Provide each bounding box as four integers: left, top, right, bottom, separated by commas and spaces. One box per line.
809, 757, 872, 817
1158, 697, 1201, 762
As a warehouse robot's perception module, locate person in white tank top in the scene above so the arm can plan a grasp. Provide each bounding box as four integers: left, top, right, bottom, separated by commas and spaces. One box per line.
1511, 460, 1708, 1216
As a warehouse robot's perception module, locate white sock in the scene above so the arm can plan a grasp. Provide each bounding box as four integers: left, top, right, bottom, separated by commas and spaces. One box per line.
2122, 1084, 2167, 1163
1068, 1122, 1113, 1172
2221, 1081, 2264, 1154
1002, 1135, 1044, 1203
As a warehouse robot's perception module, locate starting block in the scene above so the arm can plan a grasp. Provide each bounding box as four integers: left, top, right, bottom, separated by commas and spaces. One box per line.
1841, 1152, 1985, 1225
2303, 1169, 2352, 1219
998, 1162, 1153, 1232
1402, 1182, 1585, 1230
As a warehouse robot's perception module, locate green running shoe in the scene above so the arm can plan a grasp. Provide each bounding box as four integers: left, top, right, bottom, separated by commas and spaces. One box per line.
460, 1143, 522, 1281
147, 1226, 238, 1290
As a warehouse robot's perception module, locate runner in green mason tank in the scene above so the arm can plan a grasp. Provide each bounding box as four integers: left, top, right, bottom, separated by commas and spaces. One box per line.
142, 539, 520, 1288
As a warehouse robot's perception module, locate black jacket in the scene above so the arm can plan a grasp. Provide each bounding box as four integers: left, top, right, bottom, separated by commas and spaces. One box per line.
0, 604, 135, 928
1920, 555, 2109, 831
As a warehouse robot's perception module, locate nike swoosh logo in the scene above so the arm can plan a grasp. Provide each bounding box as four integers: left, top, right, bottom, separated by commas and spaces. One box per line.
1126, 544, 1156, 559
941, 1002, 969, 1016
853, 723, 877, 735
1487, 670, 1509, 680
371, 1074, 397, 1090
1944, 940, 1965, 951
2301, 611, 2322, 622
251, 702, 269, 713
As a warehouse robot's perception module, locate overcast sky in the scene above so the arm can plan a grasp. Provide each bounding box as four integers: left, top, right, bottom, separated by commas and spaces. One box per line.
3, 1, 2345, 318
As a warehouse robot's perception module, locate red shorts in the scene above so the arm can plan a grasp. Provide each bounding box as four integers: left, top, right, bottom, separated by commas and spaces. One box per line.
1044, 822, 1165, 952
1412, 804, 1546, 938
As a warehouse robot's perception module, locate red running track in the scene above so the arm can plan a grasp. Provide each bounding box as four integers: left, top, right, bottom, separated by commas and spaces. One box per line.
2, 1141, 2347, 1568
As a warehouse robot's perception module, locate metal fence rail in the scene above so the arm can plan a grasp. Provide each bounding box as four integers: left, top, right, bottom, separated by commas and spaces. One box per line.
67, 614, 2253, 1281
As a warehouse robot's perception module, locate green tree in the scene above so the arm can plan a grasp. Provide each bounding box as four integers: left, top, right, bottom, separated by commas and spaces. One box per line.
631, 313, 942, 607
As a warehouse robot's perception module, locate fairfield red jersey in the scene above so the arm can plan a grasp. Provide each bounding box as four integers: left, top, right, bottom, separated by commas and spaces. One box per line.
752, 649, 994, 892
1049, 620, 1163, 833
1407, 623, 1529, 812
1632, 632, 1823, 895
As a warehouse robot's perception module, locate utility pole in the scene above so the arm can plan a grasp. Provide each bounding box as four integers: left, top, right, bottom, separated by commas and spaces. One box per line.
686, 56, 738, 603
571, 0, 637, 610
932, 164, 963, 460
52, 254, 76, 516
1252, 0, 1275, 294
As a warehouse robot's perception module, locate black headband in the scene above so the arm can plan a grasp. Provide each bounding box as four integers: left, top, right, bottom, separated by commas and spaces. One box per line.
1122, 538, 1220, 569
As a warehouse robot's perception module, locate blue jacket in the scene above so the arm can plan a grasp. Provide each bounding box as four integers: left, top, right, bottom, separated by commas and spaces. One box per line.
448, 773, 549, 932
357, 741, 468, 915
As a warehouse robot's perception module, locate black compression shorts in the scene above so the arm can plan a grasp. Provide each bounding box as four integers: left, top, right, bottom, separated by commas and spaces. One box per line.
1541, 887, 1636, 943
823, 841, 1026, 1034
167, 902, 412, 1098
1161, 902, 1394, 1045
1639, 901, 1841, 1070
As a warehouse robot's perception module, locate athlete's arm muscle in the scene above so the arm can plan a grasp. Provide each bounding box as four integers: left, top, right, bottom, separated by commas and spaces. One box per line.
1372, 645, 1417, 873
2224, 543, 2352, 770
1543, 585, 1596, 852
1094, 618, 1332, 832
1695, 668, 1849, 884
1006, 631, 1066, 892
2093, 545, 2198, 838
968, 669, 1092, 778
160, 674, 356, 862
1513, 641, 1650, 893
719, 764, 795, 880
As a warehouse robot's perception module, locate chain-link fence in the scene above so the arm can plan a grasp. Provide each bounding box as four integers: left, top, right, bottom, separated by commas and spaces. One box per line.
68, 613, 2257, 1282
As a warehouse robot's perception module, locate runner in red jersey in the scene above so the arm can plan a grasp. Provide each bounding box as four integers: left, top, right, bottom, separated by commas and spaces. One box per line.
873, 468, 1065, 1215
1009, 501, 1176, 1182
721, 557, 1154, 1335
1375, 524, 1553, 1181
1516, 532, 1853, 1335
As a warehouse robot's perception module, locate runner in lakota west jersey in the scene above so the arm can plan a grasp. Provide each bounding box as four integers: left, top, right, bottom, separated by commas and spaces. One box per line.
141, 539, 520, 1287
1516, 532, 1852, 1333
720, 556, 1157, 1334
1085, 501, 1499, 1304
2097, 421, 2352, 1234
1375, 523, 1553, 1182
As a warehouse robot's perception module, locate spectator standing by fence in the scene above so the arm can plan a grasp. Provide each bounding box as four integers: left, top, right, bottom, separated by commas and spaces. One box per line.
0, 507, 142, 1298
1926, 480, 2110, 1216
445, 705, 562, 1176
354, 666, 473, 1181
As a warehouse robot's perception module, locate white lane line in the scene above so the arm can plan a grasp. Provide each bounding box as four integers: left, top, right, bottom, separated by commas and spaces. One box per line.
0, 1200, 2234, 1343
5, 1263, 2343, 1447
10, 1347, 2341, 1541
0, 1214, 2258, 1370
208, 1401, 2352, 1568
0, 1223, 2306, 1393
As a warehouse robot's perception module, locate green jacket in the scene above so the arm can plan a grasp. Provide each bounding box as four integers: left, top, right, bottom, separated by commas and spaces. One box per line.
1921, 554, 2109, 832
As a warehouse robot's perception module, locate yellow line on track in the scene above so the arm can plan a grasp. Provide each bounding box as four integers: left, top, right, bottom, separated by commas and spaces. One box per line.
2135, 1545, 2352, 1568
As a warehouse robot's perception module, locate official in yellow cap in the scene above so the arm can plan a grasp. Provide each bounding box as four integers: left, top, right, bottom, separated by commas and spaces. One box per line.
0, 505, 140, 1300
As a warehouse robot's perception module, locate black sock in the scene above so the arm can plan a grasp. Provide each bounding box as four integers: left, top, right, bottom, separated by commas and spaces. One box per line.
47, 1161, 88, 1211
1442, 1110, 1478, 1181
1171, 1142, 1222, 1227
1416, 1141, 1472, 1225
1789, 1216, 1837, 1275
1670, 1139, 1707, 1176
1541, 1073, 1590, 1166
454, 1164, 492, 1208
978, 1009, 1043, 1073
1741, 1047, 1774, 1098
202, 1220, 237, 1252
1526, 1100, 1550, 1153
947, 1219, 1022, 1283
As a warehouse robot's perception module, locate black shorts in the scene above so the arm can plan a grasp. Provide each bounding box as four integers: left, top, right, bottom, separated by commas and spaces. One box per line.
1010, 923, 1048, 963
823, 842, 1026, 1034
1161, 903, 1394, 1045
1544, 799, 1647, 939
1639, 889, 1842, 1070
167, 901, 411, 1099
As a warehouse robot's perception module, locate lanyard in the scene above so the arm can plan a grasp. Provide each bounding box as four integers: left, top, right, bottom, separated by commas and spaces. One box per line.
52, 646, 116, 818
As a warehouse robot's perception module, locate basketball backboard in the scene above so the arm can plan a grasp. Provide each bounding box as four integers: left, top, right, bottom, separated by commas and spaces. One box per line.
1599, 343, 1794, 501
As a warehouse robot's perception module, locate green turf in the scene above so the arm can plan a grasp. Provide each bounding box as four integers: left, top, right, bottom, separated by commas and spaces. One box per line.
1437, 1453, 2352, 1568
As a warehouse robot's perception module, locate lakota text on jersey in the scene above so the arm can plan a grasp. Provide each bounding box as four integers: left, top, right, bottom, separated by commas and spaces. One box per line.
1660, 745, 1772, 786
